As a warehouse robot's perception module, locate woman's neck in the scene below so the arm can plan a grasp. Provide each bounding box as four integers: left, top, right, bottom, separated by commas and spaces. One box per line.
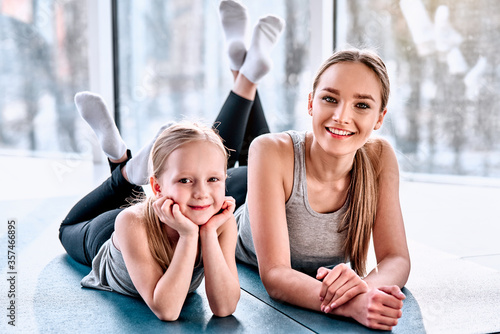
306, 133, 355, 186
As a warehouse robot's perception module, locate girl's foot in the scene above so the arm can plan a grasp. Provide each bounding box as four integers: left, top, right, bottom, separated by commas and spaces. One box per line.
124, 122, 172, 185
75, 92, 127, 161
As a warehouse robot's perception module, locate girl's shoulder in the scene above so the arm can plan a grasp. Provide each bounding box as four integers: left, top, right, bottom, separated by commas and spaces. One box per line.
113, 203, 149, 251
115, 203, 148, 233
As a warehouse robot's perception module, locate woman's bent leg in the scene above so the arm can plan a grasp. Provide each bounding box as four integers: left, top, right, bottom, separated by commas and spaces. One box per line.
214, 91, 254, 167
226, 166, 248, 210
238, 91, 270, 166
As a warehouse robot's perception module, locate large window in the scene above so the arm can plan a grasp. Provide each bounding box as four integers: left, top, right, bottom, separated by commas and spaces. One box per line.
336, 0, 500, 178
0, 0, 89, 157
115, 0, 314, 153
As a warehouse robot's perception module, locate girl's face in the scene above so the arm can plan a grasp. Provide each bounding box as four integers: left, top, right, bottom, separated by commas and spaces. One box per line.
155, 141, 226, 225
309, 61, 387, 157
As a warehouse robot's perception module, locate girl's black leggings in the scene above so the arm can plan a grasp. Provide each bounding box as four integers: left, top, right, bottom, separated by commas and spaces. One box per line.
59, 90, 270, 266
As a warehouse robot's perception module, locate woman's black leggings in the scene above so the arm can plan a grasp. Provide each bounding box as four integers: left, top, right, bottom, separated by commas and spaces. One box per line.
59, 90, 269, 266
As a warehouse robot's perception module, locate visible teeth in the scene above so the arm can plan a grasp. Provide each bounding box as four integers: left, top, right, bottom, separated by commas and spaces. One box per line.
327, 128, 352, 136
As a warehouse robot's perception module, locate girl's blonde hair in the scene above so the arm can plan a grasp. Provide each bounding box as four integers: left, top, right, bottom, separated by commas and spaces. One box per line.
141, 122, 228, 271
312, 49, 389, 276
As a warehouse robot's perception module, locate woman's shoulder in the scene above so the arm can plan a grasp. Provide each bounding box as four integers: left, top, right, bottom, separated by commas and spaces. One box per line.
364, 137, 399, 174
250, 132, 294, 154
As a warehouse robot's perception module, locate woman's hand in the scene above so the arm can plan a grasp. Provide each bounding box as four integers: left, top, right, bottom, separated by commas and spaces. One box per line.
316, 264, 368, 313
200, 196, 236, 235
152, 196, 199, 238
334, 285, 406, 331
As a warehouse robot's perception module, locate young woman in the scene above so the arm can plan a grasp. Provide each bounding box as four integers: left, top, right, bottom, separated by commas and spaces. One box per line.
58, 2, 285, 322
216, 1, 411, 331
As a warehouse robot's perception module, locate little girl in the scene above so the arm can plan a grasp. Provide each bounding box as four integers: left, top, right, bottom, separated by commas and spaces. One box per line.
59, 1, 285, 321
59, 105, 240, 320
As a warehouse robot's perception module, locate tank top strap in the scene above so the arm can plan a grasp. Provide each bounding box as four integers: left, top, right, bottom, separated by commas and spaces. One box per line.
284, 130, 307, 203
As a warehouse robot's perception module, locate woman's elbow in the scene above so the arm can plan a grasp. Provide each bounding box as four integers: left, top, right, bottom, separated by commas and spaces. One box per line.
261, 269, 287, 301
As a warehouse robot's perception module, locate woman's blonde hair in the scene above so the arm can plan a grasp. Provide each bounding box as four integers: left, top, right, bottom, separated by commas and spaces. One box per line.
141, 122, 228, 271
312, 49, 389, 276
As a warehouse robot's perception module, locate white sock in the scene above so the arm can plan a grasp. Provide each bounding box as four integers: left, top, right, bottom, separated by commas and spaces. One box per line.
125, 123, 172, 185
240, 15, 285, 83
74, 92, 126, 160
219, 0, 249, 71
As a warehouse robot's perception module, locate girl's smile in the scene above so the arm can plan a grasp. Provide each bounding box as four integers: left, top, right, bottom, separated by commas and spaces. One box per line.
154, 140, 227, 225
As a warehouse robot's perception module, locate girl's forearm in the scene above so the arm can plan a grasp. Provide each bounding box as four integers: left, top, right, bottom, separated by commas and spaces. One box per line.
200, 230, 240, 317
151, 235, 199, 321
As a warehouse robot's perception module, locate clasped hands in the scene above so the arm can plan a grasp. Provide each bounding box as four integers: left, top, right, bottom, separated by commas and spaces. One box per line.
316, 264, 405, 330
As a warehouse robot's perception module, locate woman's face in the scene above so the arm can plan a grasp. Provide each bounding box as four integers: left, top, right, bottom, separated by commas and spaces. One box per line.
155, 141, 226, 225
309, 61, 387, 157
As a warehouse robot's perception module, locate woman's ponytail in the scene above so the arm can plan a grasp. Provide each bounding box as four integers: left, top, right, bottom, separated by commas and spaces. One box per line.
339, 144, 378, 276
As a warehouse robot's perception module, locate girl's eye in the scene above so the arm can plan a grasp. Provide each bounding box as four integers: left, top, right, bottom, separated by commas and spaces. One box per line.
208, 177, 219, 182
179, 178, 191, 184
356, 102, 370, 109
322, 96, 336, 103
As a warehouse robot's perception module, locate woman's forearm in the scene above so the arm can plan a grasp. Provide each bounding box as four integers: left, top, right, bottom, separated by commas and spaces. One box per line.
363, 255, 411, 289
262, 266, 326, 311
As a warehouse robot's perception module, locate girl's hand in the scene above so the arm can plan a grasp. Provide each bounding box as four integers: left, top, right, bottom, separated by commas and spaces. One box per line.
316, 264, 368, 312
201, 196, 236, 234
152, 196, 198, 238
335, 286, 405, 331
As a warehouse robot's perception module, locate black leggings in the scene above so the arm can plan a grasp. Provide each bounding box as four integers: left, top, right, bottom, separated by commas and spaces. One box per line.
59, 90, 270, 266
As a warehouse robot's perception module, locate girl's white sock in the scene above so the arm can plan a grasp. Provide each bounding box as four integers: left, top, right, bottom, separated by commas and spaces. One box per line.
74, 92, 126, 160
125, 123, 171, 185
219, 0, 249, 71
240, 15, 285, 83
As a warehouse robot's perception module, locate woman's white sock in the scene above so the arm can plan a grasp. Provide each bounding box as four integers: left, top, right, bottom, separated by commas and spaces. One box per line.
219, 0, 249, 71
240, 15, 285, 83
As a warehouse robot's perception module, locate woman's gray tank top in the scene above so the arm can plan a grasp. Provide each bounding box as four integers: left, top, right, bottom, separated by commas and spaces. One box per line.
235, 130, 348, 277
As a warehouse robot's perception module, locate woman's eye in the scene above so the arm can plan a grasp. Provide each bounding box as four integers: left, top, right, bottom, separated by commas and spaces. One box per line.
322, 96, 336, 103
356, 102, 370, 109
208, 177, 219, 182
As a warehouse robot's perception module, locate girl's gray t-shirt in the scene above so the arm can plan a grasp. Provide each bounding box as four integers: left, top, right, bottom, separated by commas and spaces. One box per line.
81, 233, 204, 297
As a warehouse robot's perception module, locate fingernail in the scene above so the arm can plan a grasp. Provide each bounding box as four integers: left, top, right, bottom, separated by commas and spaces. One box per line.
330, 302, 336, 309
319, 297, 324, 301
324, 306, 330, 313
320, 305, 324, 312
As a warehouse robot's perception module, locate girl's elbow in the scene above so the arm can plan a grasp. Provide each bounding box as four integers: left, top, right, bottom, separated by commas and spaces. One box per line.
212, 305, 237, 318
156, 312, 180, 322
154, 305, 182, 322
211, 293, 240, 317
